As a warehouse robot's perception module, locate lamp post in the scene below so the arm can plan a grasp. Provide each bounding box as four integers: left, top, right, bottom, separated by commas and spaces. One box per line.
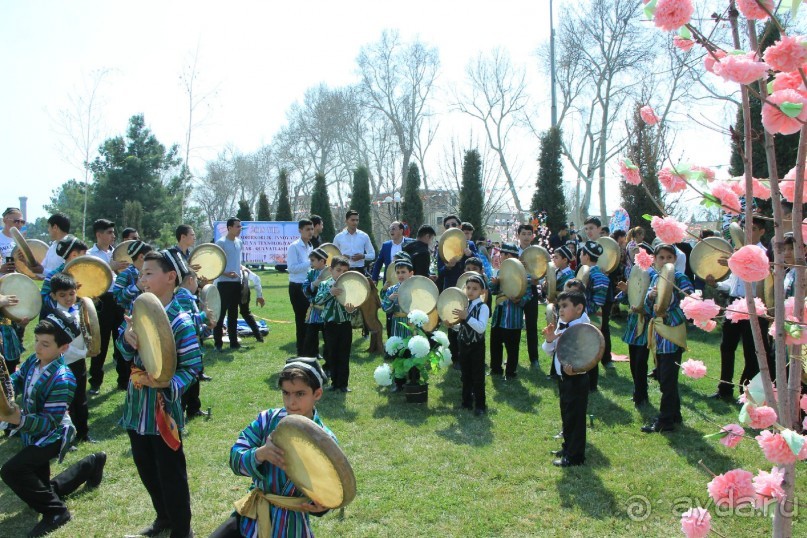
383, 191, 402, 221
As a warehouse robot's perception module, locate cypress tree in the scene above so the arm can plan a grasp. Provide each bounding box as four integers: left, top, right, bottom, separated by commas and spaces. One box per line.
257, 191, 272, 221
459, 149, 486, 240
531, 127, 568, 232
401, 162, 424, 234
236, 199, 253, 222
310, 173, 336, 241
352, 165, 377, 250
621, 105, 662, 238
275, 169, 293, 221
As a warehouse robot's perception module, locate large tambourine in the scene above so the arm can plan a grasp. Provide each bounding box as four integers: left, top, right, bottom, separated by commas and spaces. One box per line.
438, 228, 466, 264
545, 302, 557, 327
654, 263, 676, 315
271, 414, 357, 509
436, 287, 469, 325
384, 263, 397, 287
64, 255, 113, 299
545, 262, 558, 302
112, 240, 136, 267
690, 237, 732, 281
763, 274, 774, 312
10, 227, 36, 266
0, 273, 42, 322
556, 323, 605, 373
729, 221, 745, 249
596, 236, 621, 274
422, 308, 440, 333
456, 271, 487, 302
79, 296, 102, 357
333, 271, 371, 308
12, 238, 48, 279
200, 284, 221, 325
131, 293, 177, 383
576, 264, 590, 287
0, 351, 16, 416
318, 243, 342, 267
521, 245, 550, 280
398, 275, 439, 314
498, 258, 527, 301
189, 243, 227, 281
627, 265, 651, 310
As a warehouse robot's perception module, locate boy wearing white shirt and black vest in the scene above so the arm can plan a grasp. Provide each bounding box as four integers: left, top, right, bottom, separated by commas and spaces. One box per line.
542, 291, 591, 467
286, 219, 314, 355
452, 274, 490, 416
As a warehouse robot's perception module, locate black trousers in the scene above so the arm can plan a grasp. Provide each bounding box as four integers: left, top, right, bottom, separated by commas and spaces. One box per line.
628, 344, 650, 403
302, 323, 324, 359
90, 291, 125, 389
215, 281, 242, 347
181, 377, 201, 416
323, 321, 352, 389
460, 340, 486, 410
127, 431, 191, 538
657, 350, 683, 427
209, 514, 241, 537
600, 301, 613, 365
523, 288, 539, 363
288, 283, 310, 355
448, 328, 459, 366
67, 359, 89, 439
559, 372, 589, 464
490, 327, 521, 376
718, 318, 773, 396
0, 442, 96, 515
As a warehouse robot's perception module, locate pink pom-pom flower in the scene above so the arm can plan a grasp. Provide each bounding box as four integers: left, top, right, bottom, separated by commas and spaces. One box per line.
746, 405, 778, 429
659, 167, 688, 193
651, 215, 687, 244
620, 158, 642, 185
769, 314, 807, 345
681, 358, 707, 379
681, 294, 720, 323
725, 297, 767, 322
756, 430, 803, 465
728, 245, 771, 282
714, 52, 769, 85
781, 166, 802, 202
695, 319, 717, 332
710, 181, 742, 214
691, 165, 715, 182
737, 0, 774, 20
764, 35, 807, 73
719, 424, 745, 448
753, 467, 786, 509
634, 249, 655, 271
761, 89, 807, 136
800, 394, 807, 413
640, 105, 660, 125
704, 49, 727, 74
680, 507, 711, 538
752, 178, 771, 200
673, 35, 694, 52
772, 69, 807, 92
653, 0, 694, 32
707, 468, 755, 508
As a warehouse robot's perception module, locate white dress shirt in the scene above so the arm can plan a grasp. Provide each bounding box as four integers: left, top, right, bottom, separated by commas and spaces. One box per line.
542, 312, 591, 376
333, 228, 375, 269
286, 238, 312, 284
42, 241, 63, 274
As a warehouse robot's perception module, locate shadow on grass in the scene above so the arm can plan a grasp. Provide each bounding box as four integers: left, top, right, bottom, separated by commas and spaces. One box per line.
490, 376, 541, 414
664, 424, 738, 474
556, 445, 621, 519
434, 412, 493, 446
679, 383, 738, 415
586, 390, 634, 427
371, 396, 433, 427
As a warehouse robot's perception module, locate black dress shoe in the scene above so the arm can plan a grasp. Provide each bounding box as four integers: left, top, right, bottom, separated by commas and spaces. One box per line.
28, 510, 71, 537
199, 373, 212, 382
186, 410, 209, 421
229, 343, 242, 350
76, 434, 98, 444
255, 337, 265, 343
550, 449, 564, 457
552, 457, 582, 467
707, 392, 733, 401
87, 388, 100, 396
473, 408, 486, 416
134, 519, 171, 537
87, 452, 107, 488
339, 387, 352, 393
553, 431, 564, 440
641, 421, 675, 433
327, 386, 339, 391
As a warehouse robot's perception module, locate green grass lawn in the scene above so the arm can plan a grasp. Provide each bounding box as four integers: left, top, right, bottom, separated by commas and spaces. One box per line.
1, 271, 803, 537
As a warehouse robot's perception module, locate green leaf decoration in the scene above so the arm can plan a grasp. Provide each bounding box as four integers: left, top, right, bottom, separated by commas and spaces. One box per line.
643, 0, 657, 19
785, 321, 802, 339
779, 102, 804, 119
746, 372, 766, 405
624, 157, 637, 169
767, 81, 775, 94
703, 430, 729, 440
738, 402, 750, 425
700, 194, 721, 209
782, 428, 806, 456
642, 213, 653, 221
678, 26, 691, 40
793, 0, 803, 17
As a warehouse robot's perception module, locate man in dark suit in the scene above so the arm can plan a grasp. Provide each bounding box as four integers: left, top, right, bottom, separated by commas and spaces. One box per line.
371, 221, 412, 286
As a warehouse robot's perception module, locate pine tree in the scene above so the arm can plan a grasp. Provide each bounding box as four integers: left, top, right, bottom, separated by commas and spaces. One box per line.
401, 162, 424, 233
459, 149, 486, 240
236, 200, 252, 221
621, 105, 662, 238
310, 173, 336, 241
351, 165, 377, 250
257, 191, 272, 221
275, 169, 293, 221
530, 127, 568, 232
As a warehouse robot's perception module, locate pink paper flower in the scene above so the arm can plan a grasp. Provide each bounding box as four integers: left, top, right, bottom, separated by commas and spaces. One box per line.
726, 180, 745, 197
720, 424, 745, 448
761, 89, 807, 135
802, 218, 807, 243
651, 215, 687, 244
673, 35, 695, 52
764, 35, 807, 73
711, 181, 742, 214
715, 52, 770, 85
704, 49, 727, 74
695, 319, 717, 332
681, 295, 720, 323
782, 166, 803, 202
725, 297, 767, 322
800, 394, 807, 413
737, 0, 774, 20
635, 249, 655, 270
752, 178, 771, 199
756, 430, 800, 465
772, 69, 807, 92
653, 0, 694, 31
753, 467, 786, 508
681, 359, 707, 379
728, 245, 771, 282
707, 468, 755, 508
659, 167, 688, 193
691, 165, 716, 182
640, 105, 660, 125
620, 159, 642, 185
770, 314, 807, 345
747, 405, 778, 429
680, 507, 711, 538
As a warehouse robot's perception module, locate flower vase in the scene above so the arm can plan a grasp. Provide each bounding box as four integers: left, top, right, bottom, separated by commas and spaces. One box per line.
404, 382, 428, 404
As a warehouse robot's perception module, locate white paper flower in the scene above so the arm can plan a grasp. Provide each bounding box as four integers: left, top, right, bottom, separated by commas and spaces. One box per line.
437, 346, 452, 368
408, 309, 429, 327
384, 336, 405, 356
408, 335, 431, 358
431, 330, 449, 347
373, 363, 394, 386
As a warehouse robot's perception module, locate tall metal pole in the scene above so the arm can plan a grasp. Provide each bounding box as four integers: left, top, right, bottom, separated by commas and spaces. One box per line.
549, 0, 557, 127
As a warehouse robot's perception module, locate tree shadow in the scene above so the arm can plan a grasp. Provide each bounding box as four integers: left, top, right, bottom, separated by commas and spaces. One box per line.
434, 412, 493, 446
490, 376, 541, 413
586, 391, 635, 427
556, 445, 622, 519
679, 383, 739, 415
663, 423, 738, 473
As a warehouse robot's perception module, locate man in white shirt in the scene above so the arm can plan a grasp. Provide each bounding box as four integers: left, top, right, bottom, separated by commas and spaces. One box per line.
286, 218, 314, 355
41, 213, 71, 274
214, 217, 245, 350
0, 207, 25, 274
333, 210, 375, 274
